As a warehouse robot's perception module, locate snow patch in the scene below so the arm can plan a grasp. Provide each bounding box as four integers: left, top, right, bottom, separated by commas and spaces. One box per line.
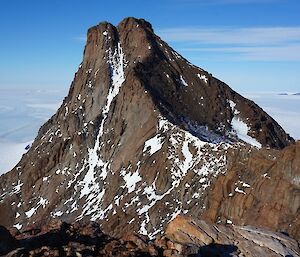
197, 74, 208, 83
242, 182, 251, 188
231, 117, 261, 148
229, 100, 262, 148
180, 75, 188, 87
121, 169, 142, 193
13, 223, 22, 230
181, 140, 193, 175
235, 187, 246, 194
10, 180, 23, 195
25, 207, 37, 218
143, 134, 164, 155
139, 216, 149, 236
138, 184, 173, 215
53, 210, 63, 217
25, 196, 49, 218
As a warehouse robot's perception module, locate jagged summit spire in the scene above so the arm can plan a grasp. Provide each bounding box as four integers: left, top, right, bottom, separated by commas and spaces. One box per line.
118, 17, 154, 32
86, 17, 154, 43
89, 17, 154, 32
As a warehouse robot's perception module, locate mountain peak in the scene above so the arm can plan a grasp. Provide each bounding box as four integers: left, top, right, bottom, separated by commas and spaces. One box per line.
118, 17, 154, 33
0, 18, 298, 243
86, 17, 154, 47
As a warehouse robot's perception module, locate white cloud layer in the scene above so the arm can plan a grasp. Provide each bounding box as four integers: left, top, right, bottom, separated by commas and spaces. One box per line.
180, 45, 300, 61
178, 0, 283, 5
158, 27, 300, 45
158, 26, 300, 61
209, 0, 280, 4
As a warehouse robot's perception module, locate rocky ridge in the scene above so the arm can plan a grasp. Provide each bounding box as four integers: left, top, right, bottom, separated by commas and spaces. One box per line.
1, 217, 299, 257
0, 17, 298, 243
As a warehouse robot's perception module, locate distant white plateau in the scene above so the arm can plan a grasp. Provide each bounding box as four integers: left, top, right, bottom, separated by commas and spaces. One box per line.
0, 88, 299, 175
243, 92, 300, 140
0, 88, 67, 175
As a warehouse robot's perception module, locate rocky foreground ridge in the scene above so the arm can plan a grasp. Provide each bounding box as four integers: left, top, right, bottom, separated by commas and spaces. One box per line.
1, 216, 299, 257
0, 17, 299, 248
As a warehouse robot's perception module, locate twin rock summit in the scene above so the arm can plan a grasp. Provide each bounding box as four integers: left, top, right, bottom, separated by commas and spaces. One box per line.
0, 18, 299, 256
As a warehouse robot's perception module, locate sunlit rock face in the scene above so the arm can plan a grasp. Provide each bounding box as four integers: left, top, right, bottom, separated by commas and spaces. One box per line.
165, 215, 300, 257
0, 17, 297, 242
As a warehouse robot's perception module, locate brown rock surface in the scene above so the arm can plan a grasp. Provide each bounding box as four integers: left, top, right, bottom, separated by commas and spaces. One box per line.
165, 215, 300, 257
0, 17, 297, 244
202, 141, 300, 241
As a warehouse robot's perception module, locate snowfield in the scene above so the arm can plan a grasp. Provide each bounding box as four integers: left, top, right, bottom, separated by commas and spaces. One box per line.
0, 89, 299, 175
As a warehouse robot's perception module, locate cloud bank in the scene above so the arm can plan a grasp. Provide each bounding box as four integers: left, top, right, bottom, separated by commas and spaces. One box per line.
158, 26, 300, 61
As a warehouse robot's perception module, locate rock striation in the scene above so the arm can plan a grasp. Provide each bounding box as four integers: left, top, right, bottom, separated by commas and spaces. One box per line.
202, 140, 300, 241
165, 215, 300, 257
0, 17, 298, 243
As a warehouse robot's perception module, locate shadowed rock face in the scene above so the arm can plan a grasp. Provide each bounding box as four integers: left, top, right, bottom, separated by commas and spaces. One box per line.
0, 17, 298, 242
0, 221, 155, 257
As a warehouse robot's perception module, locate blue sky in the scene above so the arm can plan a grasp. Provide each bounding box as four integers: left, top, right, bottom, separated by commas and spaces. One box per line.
0, 0, 299, 92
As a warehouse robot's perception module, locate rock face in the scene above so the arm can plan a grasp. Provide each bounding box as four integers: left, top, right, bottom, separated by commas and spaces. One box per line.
0, 17, 298, 242
202, 141, 300, 241
165, 215, 300, 257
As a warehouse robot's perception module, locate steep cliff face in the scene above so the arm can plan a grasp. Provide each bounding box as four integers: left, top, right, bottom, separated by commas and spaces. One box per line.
0, 17, 297, 241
